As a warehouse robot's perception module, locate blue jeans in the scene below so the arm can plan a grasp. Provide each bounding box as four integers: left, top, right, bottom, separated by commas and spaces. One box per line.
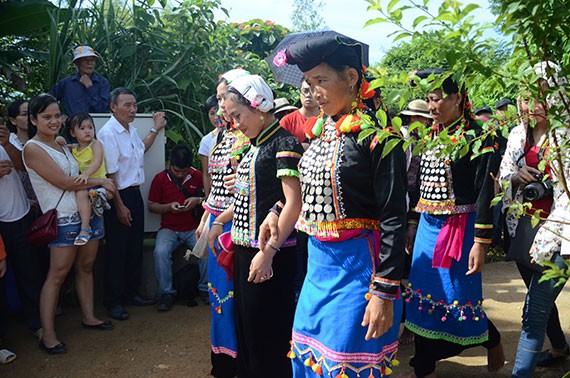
512, 254, 568, 377
153, 228, 207, 296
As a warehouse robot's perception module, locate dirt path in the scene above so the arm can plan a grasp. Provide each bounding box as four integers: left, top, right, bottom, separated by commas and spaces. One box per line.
3, 261, 570, 377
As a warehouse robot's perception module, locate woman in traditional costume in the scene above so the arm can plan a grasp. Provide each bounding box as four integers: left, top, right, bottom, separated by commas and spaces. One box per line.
403, 69, 505, 377
208, 74, 304, 377
199, 68, 250, 378
270, 32, 408, 377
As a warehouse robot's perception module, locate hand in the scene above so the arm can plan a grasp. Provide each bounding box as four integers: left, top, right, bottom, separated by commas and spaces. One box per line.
0, 124, 10, 146
101, 179, 116, 198
0, 159, 13, 178
183, 197, 202, 210
196, 222, 205, 239
223, 173, 236, 194
116, 203, 132, 227
362, 295, 393, 340
208, 222, 224, 255
79, 74, 93, 88
248, 250, 275, 284
512, 165, 542, 187
55, 136, 67, 146
258, 212, 279, 251
170, 202, 186, 213
466, 242, 488, 275
152, 112, 167, 131
73, 173, 90, 184
405, 223, 418, 255
0, 259, 6, 278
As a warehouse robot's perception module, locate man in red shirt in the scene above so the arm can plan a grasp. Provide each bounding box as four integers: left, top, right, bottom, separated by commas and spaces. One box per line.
148, 145, 204, 311
280, 78, 320, 144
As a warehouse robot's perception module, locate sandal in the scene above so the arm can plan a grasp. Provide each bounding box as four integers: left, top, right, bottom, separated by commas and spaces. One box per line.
0, 349, 16, 364
74, 227, 92, 246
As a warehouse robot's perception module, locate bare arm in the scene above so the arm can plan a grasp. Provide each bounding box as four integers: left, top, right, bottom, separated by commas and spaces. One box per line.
81, 140, 104, 178
0, 125, 24, 171
200, 155, 212, 197
24, 142, 114, 192
143, 112, 166, 152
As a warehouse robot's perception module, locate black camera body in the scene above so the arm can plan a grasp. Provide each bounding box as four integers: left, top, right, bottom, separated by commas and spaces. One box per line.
523, 173, 553, 201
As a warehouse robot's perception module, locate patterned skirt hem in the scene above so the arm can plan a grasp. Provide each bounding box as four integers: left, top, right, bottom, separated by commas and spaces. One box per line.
405, 320, 489, 346
289, 331, 399, 376
211, 345, 237, 358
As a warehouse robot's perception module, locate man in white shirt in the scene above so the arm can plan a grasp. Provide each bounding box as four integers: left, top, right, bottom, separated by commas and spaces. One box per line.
98, 88, 166, 320
0, 124, 43, 335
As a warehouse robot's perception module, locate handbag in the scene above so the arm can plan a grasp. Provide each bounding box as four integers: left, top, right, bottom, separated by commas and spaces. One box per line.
27, 191, 65, 247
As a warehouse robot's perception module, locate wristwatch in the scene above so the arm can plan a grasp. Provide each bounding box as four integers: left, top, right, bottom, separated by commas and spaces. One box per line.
149, 127, 159, 134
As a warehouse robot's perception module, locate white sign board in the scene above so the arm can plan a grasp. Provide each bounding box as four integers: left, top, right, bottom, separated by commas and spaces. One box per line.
91, 113, 165, 233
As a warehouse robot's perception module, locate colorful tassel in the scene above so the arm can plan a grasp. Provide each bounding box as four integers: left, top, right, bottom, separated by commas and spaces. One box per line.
287, 350, 296, 359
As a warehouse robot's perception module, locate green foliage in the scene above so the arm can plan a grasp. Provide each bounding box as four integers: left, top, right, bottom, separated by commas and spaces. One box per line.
290, 0, 327, 31
0, 0, 294, 154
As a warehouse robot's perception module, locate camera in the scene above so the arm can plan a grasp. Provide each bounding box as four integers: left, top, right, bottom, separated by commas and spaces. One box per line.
522, 173, 553, 201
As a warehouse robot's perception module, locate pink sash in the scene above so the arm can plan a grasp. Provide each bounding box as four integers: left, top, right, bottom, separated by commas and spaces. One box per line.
432, 213, 468, 269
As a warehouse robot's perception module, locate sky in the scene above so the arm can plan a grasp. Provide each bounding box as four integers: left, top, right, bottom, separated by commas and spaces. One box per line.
214, 0, 498, 65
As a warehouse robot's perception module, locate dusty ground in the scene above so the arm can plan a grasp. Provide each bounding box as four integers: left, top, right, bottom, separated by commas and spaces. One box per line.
2, 261, 570, 378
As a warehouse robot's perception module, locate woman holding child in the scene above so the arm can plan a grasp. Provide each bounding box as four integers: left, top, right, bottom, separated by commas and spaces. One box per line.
23, 94, 116, 354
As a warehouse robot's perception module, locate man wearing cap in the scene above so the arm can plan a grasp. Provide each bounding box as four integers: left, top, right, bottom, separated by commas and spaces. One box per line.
474, 106, 493, 122
51, 45, 110, 116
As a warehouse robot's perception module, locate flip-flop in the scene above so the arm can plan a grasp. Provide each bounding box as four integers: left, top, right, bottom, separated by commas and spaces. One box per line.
0, 349, 16, 364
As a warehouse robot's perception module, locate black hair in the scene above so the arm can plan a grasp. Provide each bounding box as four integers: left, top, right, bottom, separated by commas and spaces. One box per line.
7, 99, 28, 133
110, 87, 136, 105
27, 94, 58, 139
204, 94, 218, 114
169, 144, 193, 168
64, 112, 95, 142
416, 68, 473, 121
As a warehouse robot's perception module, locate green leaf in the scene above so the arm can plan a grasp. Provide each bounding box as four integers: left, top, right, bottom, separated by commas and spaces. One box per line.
364, 17, 388, 27
387, 0, 400, 13
413, 15, 428, 28
381, 138, 401, 159
358, 128, 376, 143
377, 109, 388, 128
392, 116, 402, 133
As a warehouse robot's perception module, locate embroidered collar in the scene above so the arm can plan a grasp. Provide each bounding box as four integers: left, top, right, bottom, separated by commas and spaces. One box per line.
251, 120, 280, 146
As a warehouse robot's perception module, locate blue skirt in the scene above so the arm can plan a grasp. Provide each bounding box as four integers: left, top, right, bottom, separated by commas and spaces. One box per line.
405, 212, 489, 346
291, 232, 402, 377
207, 214, 237, 360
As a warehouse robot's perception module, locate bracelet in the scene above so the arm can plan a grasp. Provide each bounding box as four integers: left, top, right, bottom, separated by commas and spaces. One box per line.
266, 241, 280, 252
212, 221, 224, 227
149, 127, 159, 134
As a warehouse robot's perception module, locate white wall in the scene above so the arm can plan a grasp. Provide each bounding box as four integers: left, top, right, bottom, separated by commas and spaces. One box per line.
91, 113, 165, 233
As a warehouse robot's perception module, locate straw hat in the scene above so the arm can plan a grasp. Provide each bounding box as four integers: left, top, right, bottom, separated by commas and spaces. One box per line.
72, 46, 98, 63
400, 99, 432, 118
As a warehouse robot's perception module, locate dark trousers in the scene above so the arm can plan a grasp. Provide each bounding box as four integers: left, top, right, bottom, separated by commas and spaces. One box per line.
0, 275, 7, 339
103, 188, 144, 308
234, 245, 296, 378
516, 262, 567, 349
410, 319, 501, 377
0, 210, 43, 331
